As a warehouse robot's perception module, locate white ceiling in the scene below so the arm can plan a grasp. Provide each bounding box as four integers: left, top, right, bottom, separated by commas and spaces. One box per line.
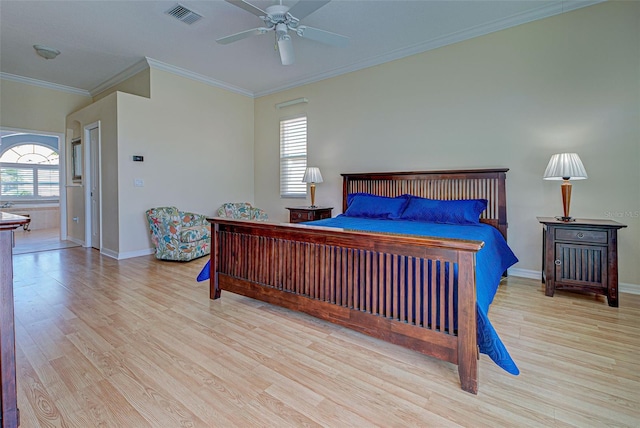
0, 0, 599, 98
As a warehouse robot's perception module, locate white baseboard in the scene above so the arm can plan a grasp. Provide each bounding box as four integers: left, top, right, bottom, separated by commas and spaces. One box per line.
113, 247, 155, 260
91, 246, 153, 260
67, 236, 84, 246
100, 247, 119, 260
508, 268, 640, 295
620, 282, 640, 295
508, 267, 540, 280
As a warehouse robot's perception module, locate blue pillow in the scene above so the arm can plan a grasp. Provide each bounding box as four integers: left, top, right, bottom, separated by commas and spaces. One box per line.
346, 192, 369, 207
344, 193, 410, 219
400, 197, 488, 224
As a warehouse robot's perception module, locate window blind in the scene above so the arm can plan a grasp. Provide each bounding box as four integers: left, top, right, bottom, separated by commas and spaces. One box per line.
1, 166, 35, 196
0, 164, 59, 198
280, 115, 307, 198
37, 168, 60, 197
0, 142, 60, 200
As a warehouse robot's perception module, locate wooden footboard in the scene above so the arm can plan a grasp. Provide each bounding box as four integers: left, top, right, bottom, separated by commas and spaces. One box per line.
209, 219, 483, 394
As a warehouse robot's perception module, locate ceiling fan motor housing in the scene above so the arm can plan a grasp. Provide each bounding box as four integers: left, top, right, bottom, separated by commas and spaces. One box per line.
264, 5, 296, 27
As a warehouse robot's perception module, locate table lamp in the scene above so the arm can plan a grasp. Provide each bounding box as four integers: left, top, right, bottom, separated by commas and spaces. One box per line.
543, 153, 588, 221
302, 167, 323, 208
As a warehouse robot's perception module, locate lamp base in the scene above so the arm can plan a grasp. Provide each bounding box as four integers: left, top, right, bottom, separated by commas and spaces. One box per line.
309, 183, 316, 209
556, 216, 576, 222
560, 179, 573, 220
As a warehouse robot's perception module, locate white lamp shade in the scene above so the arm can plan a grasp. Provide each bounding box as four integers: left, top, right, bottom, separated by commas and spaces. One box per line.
302, 167, 323, 183
543, 153, 588, 180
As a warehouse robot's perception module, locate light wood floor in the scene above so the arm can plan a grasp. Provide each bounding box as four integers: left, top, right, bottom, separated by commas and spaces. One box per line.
13, 227, 80, 255
11, 248, 640, 427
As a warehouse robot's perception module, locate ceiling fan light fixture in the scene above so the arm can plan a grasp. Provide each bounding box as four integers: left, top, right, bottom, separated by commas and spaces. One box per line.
277, 35, 295, 66
33, 45, 61, 60
275, 22, 288, 37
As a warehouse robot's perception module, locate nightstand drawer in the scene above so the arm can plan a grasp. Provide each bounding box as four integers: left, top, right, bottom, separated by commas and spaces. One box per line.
291, 211, 312, 221
317, 211, 331, 220
286, 207, 333, 224
555, 228, 607, 244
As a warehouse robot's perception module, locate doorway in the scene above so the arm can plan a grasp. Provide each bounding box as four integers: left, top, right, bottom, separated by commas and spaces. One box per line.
0, 127, 77, 254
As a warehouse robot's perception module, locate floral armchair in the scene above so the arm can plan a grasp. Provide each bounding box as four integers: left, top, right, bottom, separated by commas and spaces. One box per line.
146, 206, 210, 261
216, 202, 268, 221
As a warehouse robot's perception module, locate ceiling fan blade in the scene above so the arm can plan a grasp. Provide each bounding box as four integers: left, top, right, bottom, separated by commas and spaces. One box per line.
287, 0, 331, 20
277, 36, 295, 65
224, 0, 267, 17
296, 26, 349, 47
216, 27, 269, 44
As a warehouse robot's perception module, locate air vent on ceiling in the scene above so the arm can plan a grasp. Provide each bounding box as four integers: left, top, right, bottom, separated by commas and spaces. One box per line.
165, 3, 203, 25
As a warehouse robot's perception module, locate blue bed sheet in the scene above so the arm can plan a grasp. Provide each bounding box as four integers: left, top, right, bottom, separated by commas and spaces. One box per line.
198, 215, 519, 375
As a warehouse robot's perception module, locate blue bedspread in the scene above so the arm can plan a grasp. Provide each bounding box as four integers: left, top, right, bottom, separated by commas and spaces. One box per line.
198, 215, 519, 375
310, 215, 519, 374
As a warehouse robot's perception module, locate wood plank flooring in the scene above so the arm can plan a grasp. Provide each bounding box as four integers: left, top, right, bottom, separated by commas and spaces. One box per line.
13, 228, 79, 255
11, 248, 640, 427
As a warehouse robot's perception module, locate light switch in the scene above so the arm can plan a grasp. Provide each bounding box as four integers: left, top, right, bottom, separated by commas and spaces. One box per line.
134, 178, 144, 187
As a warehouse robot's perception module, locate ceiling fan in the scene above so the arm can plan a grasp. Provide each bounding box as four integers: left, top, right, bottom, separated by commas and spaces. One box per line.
217, 0, 349, 66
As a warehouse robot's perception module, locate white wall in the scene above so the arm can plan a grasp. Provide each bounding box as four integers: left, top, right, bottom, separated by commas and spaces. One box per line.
0, 78, 91, 133
1, 2, 637, 287
116, 68, 255, 257
93, 67, 151, 102
254, 2, 640, 286
64, 68, 254, 258
65, 93, 119, 250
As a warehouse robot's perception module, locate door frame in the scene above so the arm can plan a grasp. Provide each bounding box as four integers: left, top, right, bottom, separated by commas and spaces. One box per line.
83, 121, 102, 250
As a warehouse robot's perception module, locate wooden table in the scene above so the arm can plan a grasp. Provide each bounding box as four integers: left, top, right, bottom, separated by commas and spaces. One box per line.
1, 212, 30, 427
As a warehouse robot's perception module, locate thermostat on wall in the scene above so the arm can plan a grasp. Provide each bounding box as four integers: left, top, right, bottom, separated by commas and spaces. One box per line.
133, 155, 144, 162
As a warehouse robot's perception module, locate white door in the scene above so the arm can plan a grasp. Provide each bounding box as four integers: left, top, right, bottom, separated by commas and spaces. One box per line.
89, 126, 100, 250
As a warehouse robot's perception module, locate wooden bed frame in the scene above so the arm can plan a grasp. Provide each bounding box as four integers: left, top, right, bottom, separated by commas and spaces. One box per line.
208, 168, 509, 394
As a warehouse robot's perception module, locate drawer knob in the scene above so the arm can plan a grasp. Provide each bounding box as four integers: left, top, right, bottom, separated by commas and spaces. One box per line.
554, 259, 562, 266
577, 232, 585, 239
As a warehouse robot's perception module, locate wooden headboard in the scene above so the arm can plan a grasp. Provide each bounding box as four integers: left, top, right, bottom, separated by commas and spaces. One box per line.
341, 168, 509, 241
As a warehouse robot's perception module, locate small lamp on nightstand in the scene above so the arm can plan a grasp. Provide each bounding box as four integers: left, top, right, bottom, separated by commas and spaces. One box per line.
302, 167, 323, 208
543, 153, 588, 222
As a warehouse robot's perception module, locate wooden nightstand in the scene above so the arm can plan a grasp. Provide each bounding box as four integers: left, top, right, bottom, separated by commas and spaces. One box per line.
538, 217, 626, 307
286, 206, 333, 223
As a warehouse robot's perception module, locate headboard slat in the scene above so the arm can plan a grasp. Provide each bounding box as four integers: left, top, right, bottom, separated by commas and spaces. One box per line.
341, 169, 509, 241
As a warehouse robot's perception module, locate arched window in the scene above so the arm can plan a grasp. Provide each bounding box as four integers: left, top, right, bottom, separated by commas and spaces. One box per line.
0, 143, 59, 200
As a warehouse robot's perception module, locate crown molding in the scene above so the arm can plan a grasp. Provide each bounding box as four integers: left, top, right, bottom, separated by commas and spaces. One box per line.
2, 57, 254, 99
0, 72, 90, 97
2, 0, 603, 99
144, 57, 254, 97
253, 0, 604, 97
89, 58, 150, 97
26, 55, 255, 99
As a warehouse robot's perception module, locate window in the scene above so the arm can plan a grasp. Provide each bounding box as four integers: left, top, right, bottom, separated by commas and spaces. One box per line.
280, 115, 307, 198
0, 143, 59, 200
